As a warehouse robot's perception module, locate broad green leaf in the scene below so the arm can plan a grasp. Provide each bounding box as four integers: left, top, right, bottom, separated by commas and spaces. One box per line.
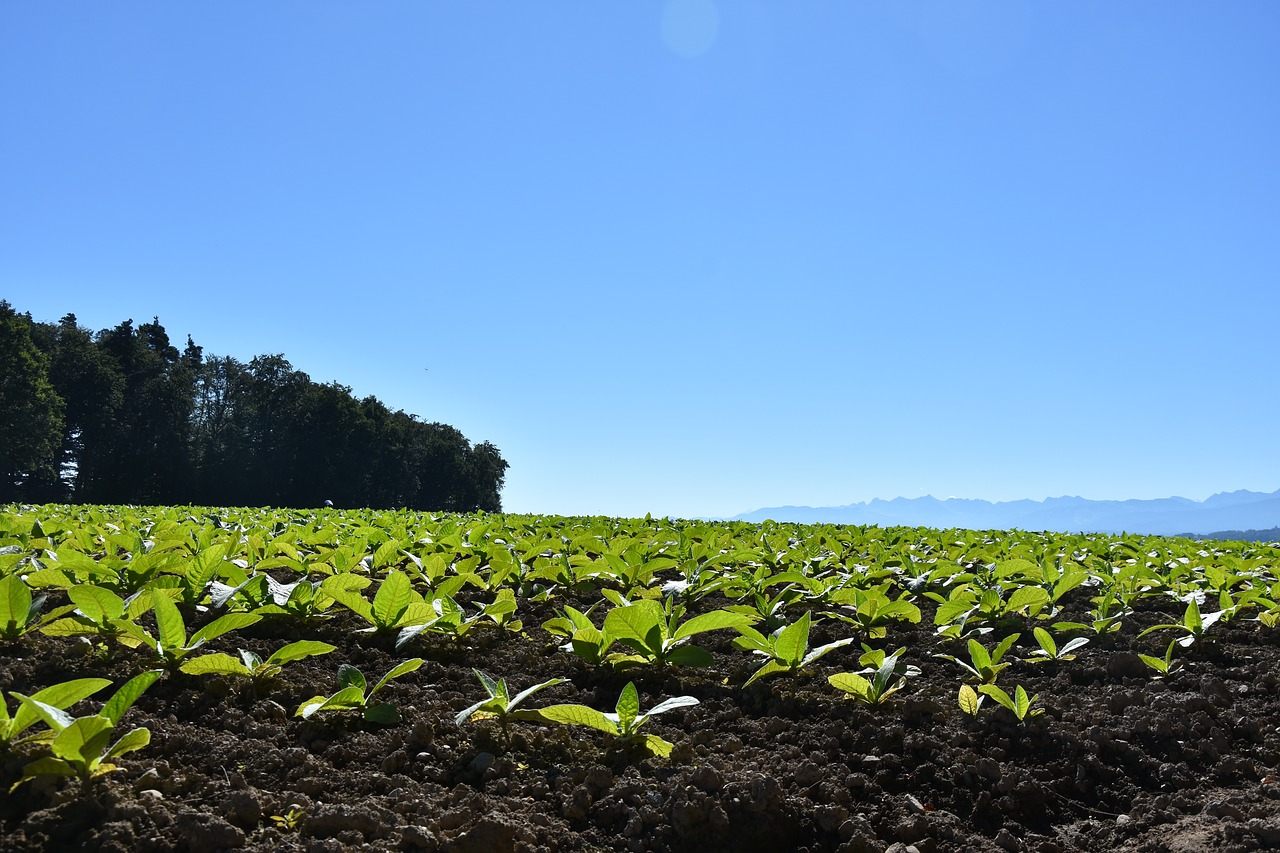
828, 672, 871, 697
0, 574, 32, 633
189, 612, 261, 647
300, 686, 367, 717
1006, 586, 1050, 615
106, 726, 150, 759
363, 704, 400, 725
603, 601, 663, 645
265, 640, 336, 667
774, 613, 812, 666
337, 664, 367, 691
977, 684, 1015, 713
958, 684, 980, 715
967, 639, 991, 670
934, 598, 973, 626
371, 658, 424, 697
51, 716, 113, 763
665, 644, 714, 667
1183, 599, 1203, 632
743, 660, 787, 688
615, 682, 640, 732
473, 669, 504, 700
671, 609, 751, 642
180, 653, 251, 678
8, 678, 110, 739
372, 570, 412, 628
69, 585, 124, 623
534, 704, 618, 735
11, 757, 75, 792
101, 670, 162, 725
1032, 627, 1057, 656
12, 695, 75, 732
151, 594, 187, 651
992, 633, 1021, 663
641, 733, 675, 758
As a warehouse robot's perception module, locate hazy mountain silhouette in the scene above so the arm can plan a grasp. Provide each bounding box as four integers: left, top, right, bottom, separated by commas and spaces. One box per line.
732, 488, 1280, 536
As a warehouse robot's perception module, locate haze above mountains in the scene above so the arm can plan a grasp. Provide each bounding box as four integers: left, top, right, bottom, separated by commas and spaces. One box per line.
733, 489, 1280, 538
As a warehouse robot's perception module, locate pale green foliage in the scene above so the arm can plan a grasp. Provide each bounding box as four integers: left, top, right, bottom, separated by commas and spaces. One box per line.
528, 682, 698, 758
179, 640, 336, 682
935, 634, 1021, 684
1025, 627, 1089, 663
602, 599, 751, 668
10, 670, 161, 791
296, 659, 423, 725
1, 678, 111, 748
828, 648, 919, 706
454, 669, 567, 739
977, 684, 1043, 721
732, 611, 856, 686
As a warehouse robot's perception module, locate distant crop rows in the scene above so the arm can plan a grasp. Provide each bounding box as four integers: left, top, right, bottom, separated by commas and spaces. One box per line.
3, 504, 1278, 786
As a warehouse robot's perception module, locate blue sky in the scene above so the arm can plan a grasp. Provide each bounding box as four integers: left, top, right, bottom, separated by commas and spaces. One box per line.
3, 2, 1278, 519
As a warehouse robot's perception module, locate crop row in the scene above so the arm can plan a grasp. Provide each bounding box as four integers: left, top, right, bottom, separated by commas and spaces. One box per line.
2, 503, 1278, 796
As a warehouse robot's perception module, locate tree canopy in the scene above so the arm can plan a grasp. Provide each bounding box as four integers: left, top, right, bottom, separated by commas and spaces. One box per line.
1, 302, 508, 511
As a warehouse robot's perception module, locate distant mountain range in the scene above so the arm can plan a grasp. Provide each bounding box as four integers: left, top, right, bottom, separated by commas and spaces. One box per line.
732, 488, 1280, 537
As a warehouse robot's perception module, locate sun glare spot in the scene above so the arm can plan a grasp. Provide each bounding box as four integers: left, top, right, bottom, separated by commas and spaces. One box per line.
661, 0, 720, 58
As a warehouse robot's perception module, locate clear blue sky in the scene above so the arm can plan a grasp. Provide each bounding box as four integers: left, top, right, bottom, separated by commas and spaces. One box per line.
3, 2, 1278, 518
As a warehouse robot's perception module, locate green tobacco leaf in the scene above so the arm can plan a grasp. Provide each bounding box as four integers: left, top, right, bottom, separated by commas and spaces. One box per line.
603, 601, 662, 646
51, 716, 113, 763
670, 609, 750, 642
1033, 627, 1057, 656
363, 704, 400, 725
371, 658, 424, 697
977, 684, 1015, 713
774, 613, 812, 666
101, 671, 162, 726
828, 672, 871, 698
934, 598, 973, 626
180, 653, 251, 678
372, 571, 412, 627
106, 726, 150, 759
265, 640, 336, 667
69, 585, 124, 623
535, 704, 618, 735
189, 612, 261, 647
8, 678, 111, 740
0, 574, 32, 633
743, 659, 787, 687
641, 733, 675, 758
1006, 586, 1050, 615
337, 664, 366, 692
615, 682, 640, 732
299, 686, 366, 718
151, 594, 187, 651
664, 645, 714, 667
958, 684, 980, 715
11, 757, 75, 792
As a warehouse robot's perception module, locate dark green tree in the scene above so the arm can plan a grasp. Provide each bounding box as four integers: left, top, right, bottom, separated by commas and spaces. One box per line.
0, 302, 66, 501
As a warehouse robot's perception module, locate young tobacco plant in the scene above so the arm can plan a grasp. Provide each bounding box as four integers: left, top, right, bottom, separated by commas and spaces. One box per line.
540, 604, 617, 665
732, 611, 856, 686
976, 684, 1043, 721
602, 599, 751, 668
296, 659, 423, 725
828, 647, 919, 706
41, 585, 152, 648
0, 574, 71, 641
934, 634, 1021, 685
1138, 639, 1184, 678
1137, 598, 1222, 648
454, 669, 567, 742
529, 682, 698, 759
1, 678, 111, 749
1024, 627, 1089, 663
180, 640, 337, 684
10, 670, 162, 793
824, 584, 922, 640
145, 594, 262, 668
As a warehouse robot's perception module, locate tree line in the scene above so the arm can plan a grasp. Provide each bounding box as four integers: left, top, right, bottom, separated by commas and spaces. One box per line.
0, 301, 508, 511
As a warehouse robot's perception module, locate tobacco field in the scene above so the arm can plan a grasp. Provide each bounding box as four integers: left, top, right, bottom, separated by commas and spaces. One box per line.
3, 505, 1280, 852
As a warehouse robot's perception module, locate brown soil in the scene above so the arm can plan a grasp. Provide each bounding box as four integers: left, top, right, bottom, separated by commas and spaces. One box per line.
4, 591, 1280, 853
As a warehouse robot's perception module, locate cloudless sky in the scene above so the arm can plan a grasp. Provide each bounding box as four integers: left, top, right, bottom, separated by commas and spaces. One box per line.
3, 2, 1278, 518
